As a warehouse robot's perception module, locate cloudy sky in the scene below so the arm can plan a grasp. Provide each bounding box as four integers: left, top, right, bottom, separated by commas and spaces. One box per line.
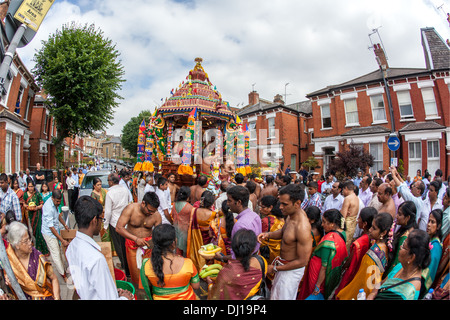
16, 0, 449, 136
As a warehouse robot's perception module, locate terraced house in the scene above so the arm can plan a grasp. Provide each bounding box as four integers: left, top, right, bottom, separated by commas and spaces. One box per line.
307, 27, 449, 178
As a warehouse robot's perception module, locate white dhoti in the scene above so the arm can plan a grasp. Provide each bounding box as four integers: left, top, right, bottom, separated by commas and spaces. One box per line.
270, 257, 305, 300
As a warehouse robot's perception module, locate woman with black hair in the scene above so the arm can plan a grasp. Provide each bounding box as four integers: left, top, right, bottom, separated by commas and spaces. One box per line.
209, 201, 236, 262
385, 200, 418, 276
171, 186, 193, 257
186, 190, 217, 271
297, 209, 348, 300
425, 208, 443, 287
208, 229, 267, 300
143, 224, 200, 300
336, 212, 393, 300
369, 229, 431, 300
259, 195, 285, 264
332, 207, 377, 298
305, 205, 323, 252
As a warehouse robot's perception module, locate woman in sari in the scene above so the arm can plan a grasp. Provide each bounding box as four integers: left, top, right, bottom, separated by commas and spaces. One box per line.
23, 180, 47, 255
336, 212, 393, 300
259, 195, 285, 265
331, 207, 377, 298
171, 186, 194, 257
385, 201, 417, 277
209, 201, 236, 261
297, 209, 348, 300
11, 178, 24, 224
424, 209, 443, 290
142, 224, 200, 300
208, 229, 267, 300
305, 205, 323, 253
90, 177, 115, 254
368, 229, 431, 300
186, 191, 217, 271
40, 182, 52, 204
6, 221, 60, 300
52, 177, 65, 213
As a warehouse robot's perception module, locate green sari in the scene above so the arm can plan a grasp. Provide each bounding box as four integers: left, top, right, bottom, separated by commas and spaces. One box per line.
376, 264, 420, 300
23, 191, 48, 255
297, 230, 348, 300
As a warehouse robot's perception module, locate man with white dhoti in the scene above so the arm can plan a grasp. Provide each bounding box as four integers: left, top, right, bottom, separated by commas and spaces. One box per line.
258, 184, 312, 300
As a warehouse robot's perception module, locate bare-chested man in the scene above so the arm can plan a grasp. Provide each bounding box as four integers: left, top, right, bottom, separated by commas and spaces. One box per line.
116, 192, 161, 286
167, 172, 180, 204
258, 183, 312, 300
260, 175, 279, 198
377, 183, 396, 218
340, 180, 362, 250
190, 175, 208, 206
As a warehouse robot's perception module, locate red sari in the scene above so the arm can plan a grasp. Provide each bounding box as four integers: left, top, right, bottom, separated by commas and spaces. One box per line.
332, 233, 370, 298
297, 230, 348, 300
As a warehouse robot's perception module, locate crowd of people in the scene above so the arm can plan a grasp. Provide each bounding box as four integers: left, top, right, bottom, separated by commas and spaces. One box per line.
0, 162, 448, 301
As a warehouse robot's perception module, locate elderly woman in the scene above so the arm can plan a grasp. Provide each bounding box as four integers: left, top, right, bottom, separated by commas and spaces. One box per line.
5, 221, 60, 300
368, 229, 431, 300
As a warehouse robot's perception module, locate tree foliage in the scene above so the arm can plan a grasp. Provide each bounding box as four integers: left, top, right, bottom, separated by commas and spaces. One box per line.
327, 143, 374, 179
121, 110, 153, 157
32, 22, 125, 166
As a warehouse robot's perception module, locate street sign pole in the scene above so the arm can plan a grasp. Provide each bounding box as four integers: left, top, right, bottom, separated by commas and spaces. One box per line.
0, 21, 29, 301
0, 22, 27, 91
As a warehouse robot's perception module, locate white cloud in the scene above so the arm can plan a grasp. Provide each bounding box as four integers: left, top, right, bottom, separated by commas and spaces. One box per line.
16, 0, 450, 136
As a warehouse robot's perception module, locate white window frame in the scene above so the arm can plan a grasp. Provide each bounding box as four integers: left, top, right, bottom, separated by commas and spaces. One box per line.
320, 104, 332, 129
268, 117, 276, 139
15, 135, 20, 173
5, 132, 12, 174
14, 86, 24, 115
396, 90, 414, 119
344, 98, 359, 127
421, 87, 439, 118
408, 141, 422, 178
1, 71, 13, 107
370, 94, 387, 123
427, 140, 440, 175
369, 143, 383, 174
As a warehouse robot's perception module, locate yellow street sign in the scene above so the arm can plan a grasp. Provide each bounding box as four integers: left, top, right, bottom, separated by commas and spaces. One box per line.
13, 0, 55, 32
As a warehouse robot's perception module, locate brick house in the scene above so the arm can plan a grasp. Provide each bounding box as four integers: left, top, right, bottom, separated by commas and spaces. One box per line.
0, 16, 39, 174
237, 91, 313, 173
307, 27, 449, 178
29, 93, 57, 170
102, 135, 130, 161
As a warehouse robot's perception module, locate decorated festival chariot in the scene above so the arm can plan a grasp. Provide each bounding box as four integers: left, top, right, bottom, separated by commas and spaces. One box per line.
133, 58, 252, 194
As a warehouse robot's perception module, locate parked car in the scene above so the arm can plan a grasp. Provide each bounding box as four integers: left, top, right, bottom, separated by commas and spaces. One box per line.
78, 170, 111, 198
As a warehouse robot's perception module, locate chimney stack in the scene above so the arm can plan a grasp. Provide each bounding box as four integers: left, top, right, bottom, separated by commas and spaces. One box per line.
273, 94, 284, 105
248, 90, 259, 105
374, 43, 389, 70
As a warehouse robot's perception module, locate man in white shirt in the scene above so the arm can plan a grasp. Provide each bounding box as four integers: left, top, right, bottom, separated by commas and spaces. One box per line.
155, 177, 172, 224
104, 173, 131, 277
41, 189, 72, 283
421, 181, 444, 230
320, 174, 334, 195
358, 175, 373, 208
390, 166, 426, 230
322, 181, 344, 214
66, 196, 133, 300
215, 181, 229, 212
119, 170, 133, 203
144, 175, 155, 194
66, 171, 76, 213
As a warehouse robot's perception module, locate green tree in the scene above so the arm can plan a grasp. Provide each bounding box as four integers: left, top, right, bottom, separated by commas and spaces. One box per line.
121, 110, 153, 157
32, 22, 125, 168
